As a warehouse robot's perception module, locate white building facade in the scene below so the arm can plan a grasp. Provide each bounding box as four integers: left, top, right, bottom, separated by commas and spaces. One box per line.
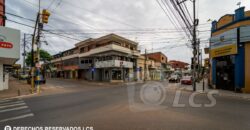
0, 26, 20, 91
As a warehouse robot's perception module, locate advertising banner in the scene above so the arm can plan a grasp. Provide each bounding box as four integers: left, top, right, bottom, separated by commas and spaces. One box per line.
210, 28, 237, 58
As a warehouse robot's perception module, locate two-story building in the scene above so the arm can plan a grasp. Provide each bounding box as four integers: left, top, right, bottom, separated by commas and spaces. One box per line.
144, 52, 169, 80
50, 34, 140, 82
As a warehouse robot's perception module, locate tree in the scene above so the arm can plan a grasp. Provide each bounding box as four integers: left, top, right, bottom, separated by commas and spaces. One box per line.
25, 49, 52, 66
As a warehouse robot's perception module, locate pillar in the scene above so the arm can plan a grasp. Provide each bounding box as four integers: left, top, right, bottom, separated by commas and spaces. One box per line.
212, 59, 216, 86
235, 44, 245, 89
0, 63, 3, 91
244, 43, 250, 92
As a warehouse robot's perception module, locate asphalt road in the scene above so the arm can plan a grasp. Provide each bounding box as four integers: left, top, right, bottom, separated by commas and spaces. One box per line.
0, 79, 250, 130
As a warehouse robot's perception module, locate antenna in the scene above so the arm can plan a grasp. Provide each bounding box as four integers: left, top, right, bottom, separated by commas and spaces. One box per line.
237, 2, 241, 8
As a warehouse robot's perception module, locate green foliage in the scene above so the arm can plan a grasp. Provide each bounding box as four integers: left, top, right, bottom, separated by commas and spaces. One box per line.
25, 49, 52, 66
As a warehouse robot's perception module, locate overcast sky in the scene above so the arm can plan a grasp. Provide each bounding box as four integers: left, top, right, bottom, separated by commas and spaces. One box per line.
5, 0, 250, 65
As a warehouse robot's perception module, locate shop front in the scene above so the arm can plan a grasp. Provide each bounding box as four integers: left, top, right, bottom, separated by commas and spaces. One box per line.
210, 7, 250, 92
0, 26, 20, 91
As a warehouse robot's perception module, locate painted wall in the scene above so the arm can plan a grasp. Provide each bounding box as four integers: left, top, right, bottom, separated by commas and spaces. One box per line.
244, 43, 250, 92
235, 44, 244, 89
0, 63, 3, 91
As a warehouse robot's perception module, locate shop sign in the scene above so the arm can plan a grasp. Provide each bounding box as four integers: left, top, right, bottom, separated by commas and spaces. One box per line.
240, 26, 250, 42
0, 41, 13, 49
210, 28, 237, 58
0, 26, 20, 59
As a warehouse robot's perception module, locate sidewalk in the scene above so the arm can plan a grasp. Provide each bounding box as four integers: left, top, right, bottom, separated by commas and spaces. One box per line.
179, 79, 250, 100
0, 77, 31, 99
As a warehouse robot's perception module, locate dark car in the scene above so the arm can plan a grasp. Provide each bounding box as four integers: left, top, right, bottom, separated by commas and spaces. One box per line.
169, 75, 181, 83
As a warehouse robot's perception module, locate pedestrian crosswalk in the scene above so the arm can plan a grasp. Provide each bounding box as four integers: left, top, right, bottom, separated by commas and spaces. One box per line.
0, 98, 34, 123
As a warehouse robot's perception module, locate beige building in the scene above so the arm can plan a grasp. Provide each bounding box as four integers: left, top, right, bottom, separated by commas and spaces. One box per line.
50, 33, 140, 82
136, 56, 161, 81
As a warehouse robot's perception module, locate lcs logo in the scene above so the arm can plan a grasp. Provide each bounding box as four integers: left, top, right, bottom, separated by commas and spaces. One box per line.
4, 126, 11, 130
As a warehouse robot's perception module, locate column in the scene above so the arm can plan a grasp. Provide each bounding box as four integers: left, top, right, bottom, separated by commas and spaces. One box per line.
244, 43, 250, 92
0, 63, 3, 91
235, 44, 245, 89
212, 59, 216, 86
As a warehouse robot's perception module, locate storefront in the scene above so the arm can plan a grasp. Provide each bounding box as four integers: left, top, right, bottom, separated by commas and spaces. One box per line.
0, 26, 20, 91
210, 7, 250, 92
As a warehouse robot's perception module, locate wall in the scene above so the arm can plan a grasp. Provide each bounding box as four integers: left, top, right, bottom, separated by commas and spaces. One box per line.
244, 43, 250, 92
146, 52, 168, 63
0, 63, 3, 91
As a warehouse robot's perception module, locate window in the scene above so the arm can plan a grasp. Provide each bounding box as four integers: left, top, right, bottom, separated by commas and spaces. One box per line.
80, 47, 85, 53
81, 60, 85, 64
89, 59, 92, 63
85, 60, 89, 64
125, 44, 129, 48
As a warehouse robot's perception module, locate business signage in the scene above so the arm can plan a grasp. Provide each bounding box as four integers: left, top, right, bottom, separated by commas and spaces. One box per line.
210, 28, 237, 58
0, 41, 13, 49
240, 26, 250, 42
0, 26, 20, 64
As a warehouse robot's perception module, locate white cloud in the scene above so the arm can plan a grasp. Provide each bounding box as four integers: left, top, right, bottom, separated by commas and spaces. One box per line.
5, 0, 250, 65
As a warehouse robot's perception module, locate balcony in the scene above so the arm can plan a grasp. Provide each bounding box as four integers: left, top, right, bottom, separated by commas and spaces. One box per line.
95, 60, 133, 68
51, 53, 78, 63
79, 44, 140, 57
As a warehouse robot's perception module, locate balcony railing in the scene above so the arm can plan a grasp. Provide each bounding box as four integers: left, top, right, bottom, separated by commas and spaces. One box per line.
95, 60, 133, 68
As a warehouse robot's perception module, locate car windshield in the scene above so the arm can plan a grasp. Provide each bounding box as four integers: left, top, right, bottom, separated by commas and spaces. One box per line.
171, 75, 178, 78
183, 76, 191, 80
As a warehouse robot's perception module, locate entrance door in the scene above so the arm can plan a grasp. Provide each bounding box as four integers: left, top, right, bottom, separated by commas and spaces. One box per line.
215, 55, 235, 90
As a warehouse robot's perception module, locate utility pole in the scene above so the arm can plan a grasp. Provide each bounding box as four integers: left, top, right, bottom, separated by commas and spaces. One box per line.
177, 0, 198, 91
30, 0, 50, 93
31, 13, 39, 93
23, 33, 26, 74
197, 39, 200, 80
144, 49, 147, 82
192, 0, 198, 91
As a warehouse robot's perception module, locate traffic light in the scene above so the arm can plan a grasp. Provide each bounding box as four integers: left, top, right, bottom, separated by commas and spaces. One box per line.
42, 9, 50, 24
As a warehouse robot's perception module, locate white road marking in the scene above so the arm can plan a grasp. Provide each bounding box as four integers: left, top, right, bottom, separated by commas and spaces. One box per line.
0, 106, 28, 113
0, 100, 24, 106
0, 113, 34, 123
0, 99, 12, 103
0, 102, 26, 109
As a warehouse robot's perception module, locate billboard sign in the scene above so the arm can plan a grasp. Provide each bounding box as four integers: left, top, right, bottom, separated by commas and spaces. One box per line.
210, 28, 237, 58
240, 26, 250, 42
0, 26, 20, 64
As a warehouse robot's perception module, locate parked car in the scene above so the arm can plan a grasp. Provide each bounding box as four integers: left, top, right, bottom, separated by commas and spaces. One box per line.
169, 74, 181, 83
19, 73, 29, 80
181, 76, 192, 85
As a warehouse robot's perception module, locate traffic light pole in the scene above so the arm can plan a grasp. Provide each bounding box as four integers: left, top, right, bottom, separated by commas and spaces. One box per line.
31, 13, 39, 93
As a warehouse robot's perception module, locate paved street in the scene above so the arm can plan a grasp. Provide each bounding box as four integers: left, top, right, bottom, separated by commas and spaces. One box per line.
0, 79, 250, 130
